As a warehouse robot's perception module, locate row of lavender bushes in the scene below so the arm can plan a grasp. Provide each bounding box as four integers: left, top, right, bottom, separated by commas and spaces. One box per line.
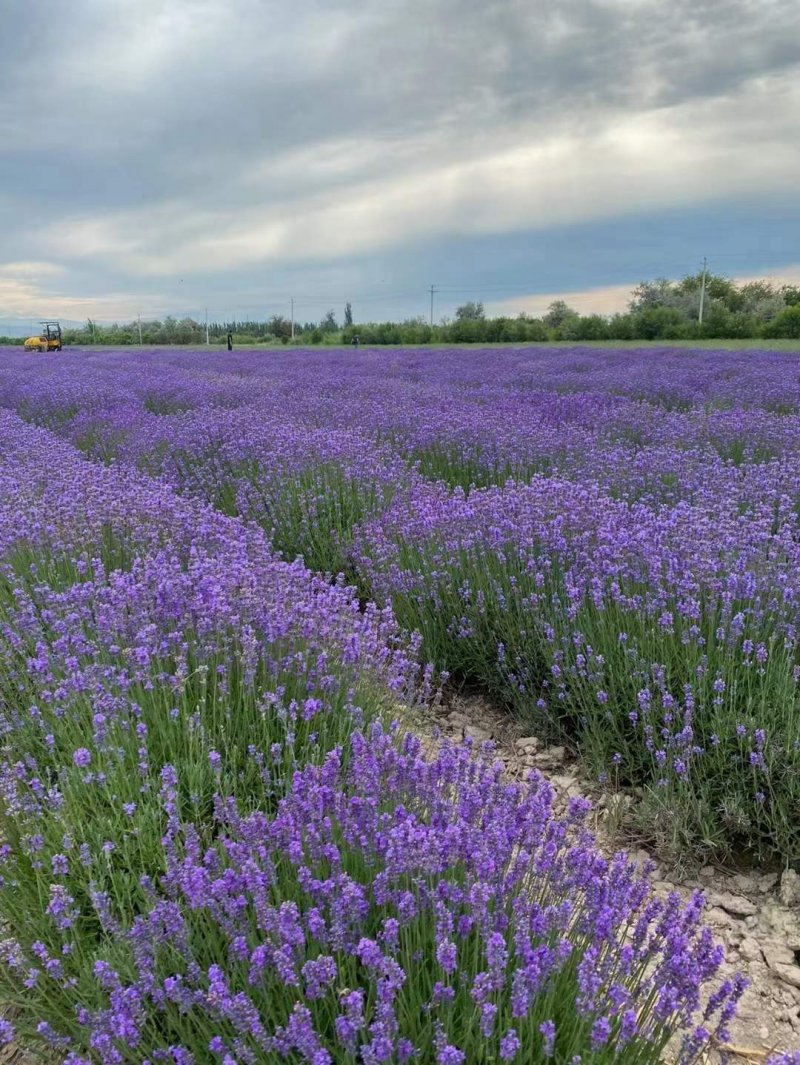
2, 348, 800, 865
0, 409, 756, 1061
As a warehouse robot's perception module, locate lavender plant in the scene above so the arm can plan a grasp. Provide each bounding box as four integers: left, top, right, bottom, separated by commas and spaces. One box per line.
0, 411, 430, 1058
0, 725, 743, 1062
353, 474, 800, 862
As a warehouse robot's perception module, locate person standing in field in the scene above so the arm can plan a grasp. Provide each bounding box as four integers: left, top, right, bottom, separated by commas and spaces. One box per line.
227, 330, 233, 352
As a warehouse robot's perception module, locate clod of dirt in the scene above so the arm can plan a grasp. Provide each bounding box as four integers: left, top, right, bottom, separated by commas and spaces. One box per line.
761, 899, 800, 949
464, 724, 493, 743
780, 869, 800, 909
708, 891, 759, 918
514, 736, 540, 752
529, 745, 567, 768
773, 964, 800, 989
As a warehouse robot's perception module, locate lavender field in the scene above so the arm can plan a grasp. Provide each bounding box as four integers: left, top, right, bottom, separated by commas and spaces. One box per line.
0, 344, 799, 1062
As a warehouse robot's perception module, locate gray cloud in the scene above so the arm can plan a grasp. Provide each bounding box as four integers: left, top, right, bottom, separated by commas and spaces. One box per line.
0, 0, 799, 318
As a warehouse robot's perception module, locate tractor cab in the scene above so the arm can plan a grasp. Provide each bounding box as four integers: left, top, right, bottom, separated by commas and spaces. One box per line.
24, 322, 63, 352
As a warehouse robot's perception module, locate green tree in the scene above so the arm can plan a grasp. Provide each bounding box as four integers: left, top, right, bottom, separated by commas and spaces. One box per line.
320, 310, 338, 333
267, 315, 292, 340
344, 302, 353, 327
698, 304, 736, 338
629, 279, 674, 313
542, 300, 579, 331
632, 305, 686, 339
607, 313, 635, 339
448, 317, 487, 343
569, 314, 610, 340
454, 301, 485, 321
677, 272, 742, 311
735, 282, 783, 323
768, 304, 800, 338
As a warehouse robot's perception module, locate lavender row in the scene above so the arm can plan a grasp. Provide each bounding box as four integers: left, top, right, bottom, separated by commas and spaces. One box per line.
0, 405, 748, 1060
2, 347, 800, 865
4, 349, 800, 487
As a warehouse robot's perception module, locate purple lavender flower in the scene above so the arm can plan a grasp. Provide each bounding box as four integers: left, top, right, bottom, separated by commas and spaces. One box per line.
539, 1020, 556, 1056
499, 1029, 521, 1061
436, 1046, 465, 1065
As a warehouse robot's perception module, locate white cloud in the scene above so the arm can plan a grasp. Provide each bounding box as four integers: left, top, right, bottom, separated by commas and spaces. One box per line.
0, 261, 63, 280
487, 283, 636, 318
0, 262, 167, 322
40, 68, 800, 277
737, 267, 800, 288
1, 0, 799, 310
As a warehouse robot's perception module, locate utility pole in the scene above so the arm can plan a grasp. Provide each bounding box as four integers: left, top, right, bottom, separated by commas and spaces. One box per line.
290, 297, 295, 341
429, 284, 436, 326
137, 314, 143, 345
698, 257, 708, 325
205, 307, 209, 345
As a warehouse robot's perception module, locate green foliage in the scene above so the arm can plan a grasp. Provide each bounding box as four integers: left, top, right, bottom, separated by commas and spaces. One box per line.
542, 300, 579, 330
676, 271, 741, 310
454, 301, 485, 321
629, 279, 674, 313
320, 310, 338, 333
343, 316, 549, 345
626, 273, 800, 340
32, 273, 800, 349
631, 306, 686, 340
268, 315, 292, 341
606, 314, 636, 340
767, 304, 800, 339
559, 314, 610, 341
448, 317, 485, 343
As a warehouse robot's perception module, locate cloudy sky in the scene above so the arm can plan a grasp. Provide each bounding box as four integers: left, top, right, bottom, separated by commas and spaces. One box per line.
1, 0, 800, 329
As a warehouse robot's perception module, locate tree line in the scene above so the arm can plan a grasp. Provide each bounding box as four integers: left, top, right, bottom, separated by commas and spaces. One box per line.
2, 276, 800, 346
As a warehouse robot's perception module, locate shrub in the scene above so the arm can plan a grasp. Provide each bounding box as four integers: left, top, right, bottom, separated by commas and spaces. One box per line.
631, 307, 686, 340
766, 305, 800, 339
0, 726, 741, 1062
354, 475, 800, 864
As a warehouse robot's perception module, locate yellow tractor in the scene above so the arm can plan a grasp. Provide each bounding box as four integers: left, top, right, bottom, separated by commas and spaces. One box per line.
24, 321, 63, 352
